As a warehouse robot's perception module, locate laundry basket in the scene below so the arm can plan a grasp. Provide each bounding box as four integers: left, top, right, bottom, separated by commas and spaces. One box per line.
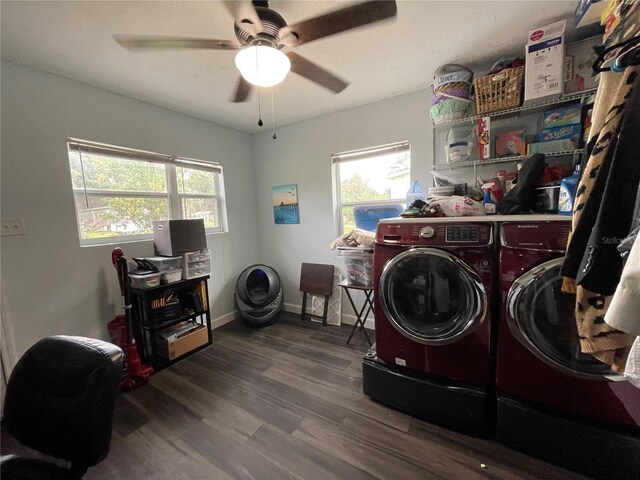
430, 64, 474, 125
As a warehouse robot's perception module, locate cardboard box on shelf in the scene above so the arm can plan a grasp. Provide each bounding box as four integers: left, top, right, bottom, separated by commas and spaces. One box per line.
565, 36, 600, 93
524, 20, 566, 105
495, 130, 527, 157
527, 139, 577, 155
156, 321, 208, 361
542, 104, 582, 128
539, 124, 582, 145
575, 0, 606, 28
476, 117, 491, 159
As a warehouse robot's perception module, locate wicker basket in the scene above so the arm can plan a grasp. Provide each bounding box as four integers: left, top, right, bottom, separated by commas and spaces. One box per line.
474, 66, 525, 115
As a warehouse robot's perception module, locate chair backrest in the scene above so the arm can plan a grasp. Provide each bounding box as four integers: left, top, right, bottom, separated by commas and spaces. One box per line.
2, 335, 124, 475
299, 263, 335, 296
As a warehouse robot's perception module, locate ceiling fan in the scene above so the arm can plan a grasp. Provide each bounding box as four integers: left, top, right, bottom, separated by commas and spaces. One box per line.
114, 0, 397, 103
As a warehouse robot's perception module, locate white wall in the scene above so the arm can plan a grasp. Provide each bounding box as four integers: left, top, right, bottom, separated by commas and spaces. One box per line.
0, 62, 259, 364
251, 90, 432, 322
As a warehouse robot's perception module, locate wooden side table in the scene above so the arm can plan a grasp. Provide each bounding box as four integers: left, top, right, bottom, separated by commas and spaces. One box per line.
338, 280, 373, 346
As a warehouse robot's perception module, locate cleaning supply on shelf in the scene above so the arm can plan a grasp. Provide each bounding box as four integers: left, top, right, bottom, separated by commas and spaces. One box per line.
406, 180, 426, 206
558, 163, 581, 215
482, 182, 498, 215
445, 126, 475, 163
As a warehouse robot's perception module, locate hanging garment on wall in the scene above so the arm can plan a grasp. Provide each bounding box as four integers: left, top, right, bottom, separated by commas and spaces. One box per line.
623, 338, 640, 389
605, 233, 640, 337
561, 66, 640, 371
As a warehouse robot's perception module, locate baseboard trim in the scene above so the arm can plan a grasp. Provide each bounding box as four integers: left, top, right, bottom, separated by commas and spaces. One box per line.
211, 311, 237, 330
212, 305, 375, 330
283, 302, 375, 330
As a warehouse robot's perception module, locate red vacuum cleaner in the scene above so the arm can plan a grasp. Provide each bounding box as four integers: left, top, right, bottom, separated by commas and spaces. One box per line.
108, 248, 154, 391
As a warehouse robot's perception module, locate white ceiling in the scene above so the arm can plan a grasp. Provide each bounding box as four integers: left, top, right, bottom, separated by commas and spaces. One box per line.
1, 1, 584, 134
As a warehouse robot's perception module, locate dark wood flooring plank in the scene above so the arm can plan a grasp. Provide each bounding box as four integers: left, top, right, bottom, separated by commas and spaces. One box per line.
221, 318, 362, 367
407, 420, 586, 480
169, 358, 304, 434
110, 393, 151, 438
292, 415, 449, 480
86, 315, 589, 480
341, 411, 522, 480
121, 383, 203, 439
248, 423, 377, 480
263, 364, 413, 433
179, 419, 302, 480
151, 369, 264, 439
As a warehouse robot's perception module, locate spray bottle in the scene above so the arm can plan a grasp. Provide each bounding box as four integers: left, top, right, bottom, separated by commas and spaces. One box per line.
482, 182, 497, 215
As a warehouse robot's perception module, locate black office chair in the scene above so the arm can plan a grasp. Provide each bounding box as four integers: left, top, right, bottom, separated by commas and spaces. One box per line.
1, 335, 124, 479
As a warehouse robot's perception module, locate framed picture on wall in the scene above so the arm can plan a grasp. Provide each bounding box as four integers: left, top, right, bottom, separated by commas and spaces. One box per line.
272, 184, 299, 224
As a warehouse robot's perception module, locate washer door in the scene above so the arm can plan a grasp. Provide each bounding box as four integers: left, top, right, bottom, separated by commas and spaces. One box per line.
236, 265, 281, 308
507, 258, 615, 379
379, 248, 487, 345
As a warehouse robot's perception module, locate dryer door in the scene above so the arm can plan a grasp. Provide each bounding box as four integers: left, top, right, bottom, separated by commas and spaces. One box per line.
507, 257, 615, 379
379, 248, 487, 345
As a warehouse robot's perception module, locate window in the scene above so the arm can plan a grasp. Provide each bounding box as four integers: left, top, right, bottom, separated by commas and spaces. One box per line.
67, 139, 227, 246
333, 141, 410, 233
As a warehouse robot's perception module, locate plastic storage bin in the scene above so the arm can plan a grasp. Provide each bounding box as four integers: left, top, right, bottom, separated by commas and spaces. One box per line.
183, 249, 211, 279
129, 272, 161, 289
353, 204, 404, 232
145, 256, 183, 272
160, 269, 183, 284
338, 247, 374, 286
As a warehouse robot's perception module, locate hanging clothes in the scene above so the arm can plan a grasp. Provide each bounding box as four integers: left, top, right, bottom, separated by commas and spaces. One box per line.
561, 66, 640, 371
605, 233, 640, 337
604, 176, 640, 386
623, 338, 640, 389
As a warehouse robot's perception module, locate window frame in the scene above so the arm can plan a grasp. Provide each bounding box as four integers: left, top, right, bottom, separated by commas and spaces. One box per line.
332, 141, 410, 234
67, 138, 228, 247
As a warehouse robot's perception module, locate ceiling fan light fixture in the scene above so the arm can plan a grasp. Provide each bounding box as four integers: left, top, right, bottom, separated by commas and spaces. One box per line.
235, 44, 290, 88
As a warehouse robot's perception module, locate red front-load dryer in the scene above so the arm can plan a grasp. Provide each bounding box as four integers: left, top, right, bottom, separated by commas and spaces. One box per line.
496, 219, 640, 480
363, 217, 497, 436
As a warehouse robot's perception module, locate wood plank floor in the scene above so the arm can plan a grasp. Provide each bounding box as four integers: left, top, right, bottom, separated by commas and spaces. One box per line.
87, 313, 588, 480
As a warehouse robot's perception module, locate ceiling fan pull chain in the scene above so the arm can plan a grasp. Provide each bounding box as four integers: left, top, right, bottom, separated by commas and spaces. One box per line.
257, 87, 263, 126
271, 88, 277, 140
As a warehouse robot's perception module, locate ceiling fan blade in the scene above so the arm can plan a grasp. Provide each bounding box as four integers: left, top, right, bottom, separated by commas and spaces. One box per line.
231, 76, 253, 102
114, 35, 241, 50
223, 0, 264, 37
286, 52, 349, 94
280, 0, 397, 47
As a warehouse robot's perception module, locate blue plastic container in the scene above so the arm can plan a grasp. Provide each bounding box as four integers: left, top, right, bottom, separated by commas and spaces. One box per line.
353, 204, 404, 231
558, 163, 581, 216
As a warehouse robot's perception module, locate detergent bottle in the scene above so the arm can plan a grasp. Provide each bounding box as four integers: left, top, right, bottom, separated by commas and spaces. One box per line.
406, 180, 426, 206
558, 163, 581, 216
482, 182, 497, 215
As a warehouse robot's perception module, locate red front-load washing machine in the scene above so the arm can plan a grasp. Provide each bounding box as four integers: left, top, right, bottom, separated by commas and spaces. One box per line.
496, 219, 640, 480
363, 217, 497, 436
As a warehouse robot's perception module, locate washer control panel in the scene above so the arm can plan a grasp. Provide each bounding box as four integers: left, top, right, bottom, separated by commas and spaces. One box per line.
377, 221, 492, 246
419, 226, 436, 239
446, 225, 479, 243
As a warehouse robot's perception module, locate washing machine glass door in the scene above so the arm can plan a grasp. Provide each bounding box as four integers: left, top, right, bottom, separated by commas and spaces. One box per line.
507, 257, 614, 378
379, 248, 487, 345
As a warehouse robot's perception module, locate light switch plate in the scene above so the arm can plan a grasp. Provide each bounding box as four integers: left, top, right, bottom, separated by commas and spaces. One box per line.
1, 218, 26, 236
